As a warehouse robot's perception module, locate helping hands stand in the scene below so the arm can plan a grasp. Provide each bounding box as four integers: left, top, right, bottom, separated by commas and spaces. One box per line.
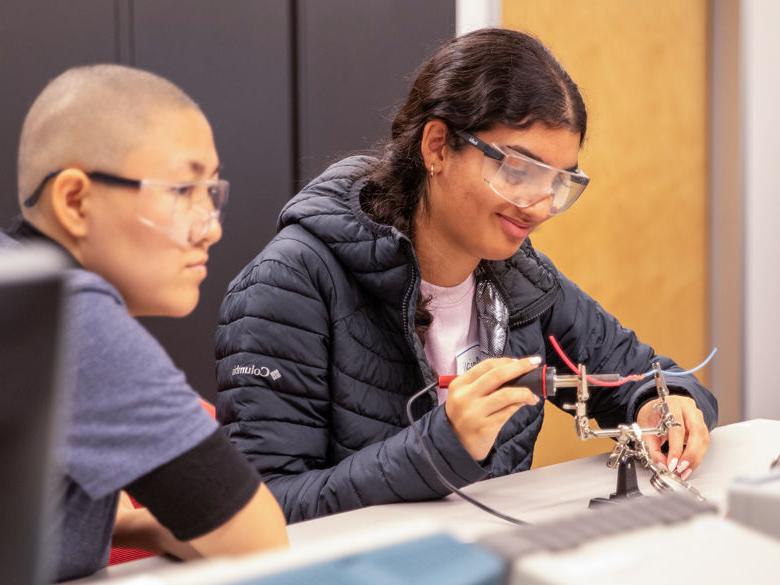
559, 362, 706, 505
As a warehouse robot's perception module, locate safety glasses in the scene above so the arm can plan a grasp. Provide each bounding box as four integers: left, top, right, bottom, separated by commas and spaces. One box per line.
456, 130, 589, 215
24, 169, 229, 246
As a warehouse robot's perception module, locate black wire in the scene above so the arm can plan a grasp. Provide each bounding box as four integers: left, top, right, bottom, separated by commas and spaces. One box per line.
406, 383, 528, 527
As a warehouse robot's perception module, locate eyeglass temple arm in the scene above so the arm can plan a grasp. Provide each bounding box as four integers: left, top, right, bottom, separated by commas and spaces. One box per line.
23, 170, 142, 208
86, 172, 142, 189
455, 130, 504, 162
23, 170, 63, 208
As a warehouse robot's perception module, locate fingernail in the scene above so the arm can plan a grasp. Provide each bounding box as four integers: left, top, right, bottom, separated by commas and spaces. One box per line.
668, 458, 678, 473
529, 356, 542, 365
656, 461, 667, 471
681, 469, 692, 481
676, 460, 690, 475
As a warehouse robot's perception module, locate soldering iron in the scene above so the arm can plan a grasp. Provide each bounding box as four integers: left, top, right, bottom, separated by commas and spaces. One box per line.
438, 366, 622, 398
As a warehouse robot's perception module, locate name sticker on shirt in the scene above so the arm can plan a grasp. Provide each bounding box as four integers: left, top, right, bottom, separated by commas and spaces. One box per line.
456, 343, 482, 375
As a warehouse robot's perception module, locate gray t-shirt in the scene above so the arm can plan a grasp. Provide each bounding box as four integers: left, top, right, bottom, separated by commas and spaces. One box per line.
50, 267, 217, 581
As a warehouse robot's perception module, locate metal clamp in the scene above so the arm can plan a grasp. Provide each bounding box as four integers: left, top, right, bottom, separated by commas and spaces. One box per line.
571, 362, 705, 502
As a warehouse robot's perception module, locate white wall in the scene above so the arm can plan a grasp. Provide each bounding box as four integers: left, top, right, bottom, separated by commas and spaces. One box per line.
455, 0, 501, 35
743, 0, 780, 419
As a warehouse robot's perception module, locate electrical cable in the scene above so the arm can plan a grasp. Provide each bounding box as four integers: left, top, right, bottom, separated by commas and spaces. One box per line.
406, 384, 528, 527
639, 347, 718, 378
407, 337, 716, 528
548, 335, 717, 384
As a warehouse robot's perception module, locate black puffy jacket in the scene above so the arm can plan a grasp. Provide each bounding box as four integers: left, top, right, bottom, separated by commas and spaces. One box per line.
215, 156, 717, 523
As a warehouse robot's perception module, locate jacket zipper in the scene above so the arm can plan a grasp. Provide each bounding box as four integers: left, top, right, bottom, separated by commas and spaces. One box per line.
400, 248, 437, 389
402, 251, 559, 386
401, 264, 416, 341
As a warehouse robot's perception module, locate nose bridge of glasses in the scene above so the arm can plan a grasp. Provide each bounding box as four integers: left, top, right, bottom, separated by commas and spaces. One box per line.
190, 187, 222, 221
187, 200, 221, 229
188, 208, 221, 243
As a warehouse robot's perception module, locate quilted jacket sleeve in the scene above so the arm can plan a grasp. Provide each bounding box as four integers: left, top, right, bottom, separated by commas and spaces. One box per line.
540, 260, 718, 430
215, 230, 487, 523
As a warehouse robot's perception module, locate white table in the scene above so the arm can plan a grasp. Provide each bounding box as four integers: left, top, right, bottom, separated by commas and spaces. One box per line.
286, 418, 780, 544
87, 419, 780, 584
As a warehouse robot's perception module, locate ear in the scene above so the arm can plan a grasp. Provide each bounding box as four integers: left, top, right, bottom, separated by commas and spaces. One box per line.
420, 119, 451, 173
49, 169, 93, 239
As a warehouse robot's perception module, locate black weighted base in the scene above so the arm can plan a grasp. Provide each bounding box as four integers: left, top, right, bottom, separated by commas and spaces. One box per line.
589, 457, 643, 508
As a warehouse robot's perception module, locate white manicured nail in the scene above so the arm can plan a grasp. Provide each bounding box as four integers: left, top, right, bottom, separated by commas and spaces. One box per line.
529, 356, 542, 365
668, 458, 678, 473
676, 460, 690, 475
681, 469, 693, 481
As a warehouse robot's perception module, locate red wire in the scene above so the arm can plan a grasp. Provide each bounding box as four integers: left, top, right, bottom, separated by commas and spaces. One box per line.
548, 335, 579, 373
547, 335, 641, 387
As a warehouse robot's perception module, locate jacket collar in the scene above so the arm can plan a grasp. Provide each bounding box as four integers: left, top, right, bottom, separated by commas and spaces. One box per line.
278, 156, 559, 323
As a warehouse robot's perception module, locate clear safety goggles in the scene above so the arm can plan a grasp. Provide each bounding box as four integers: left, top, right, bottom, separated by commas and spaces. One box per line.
457, 130, 590, 215
24, 169, 229, 246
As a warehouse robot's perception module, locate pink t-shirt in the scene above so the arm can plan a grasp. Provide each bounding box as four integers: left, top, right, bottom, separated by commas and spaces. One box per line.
420, 274, 481, 404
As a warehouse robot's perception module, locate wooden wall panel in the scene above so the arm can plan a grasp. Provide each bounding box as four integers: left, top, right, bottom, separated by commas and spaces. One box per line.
502, 1, 710, 467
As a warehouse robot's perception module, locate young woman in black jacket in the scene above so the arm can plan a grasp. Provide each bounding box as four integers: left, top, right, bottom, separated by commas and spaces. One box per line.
215, 28, 717, 523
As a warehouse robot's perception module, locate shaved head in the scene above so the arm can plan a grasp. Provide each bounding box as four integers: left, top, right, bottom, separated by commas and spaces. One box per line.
17, 64, 201, 211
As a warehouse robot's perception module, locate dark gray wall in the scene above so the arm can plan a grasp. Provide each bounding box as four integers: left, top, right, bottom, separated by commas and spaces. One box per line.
131, 1, 295, 399
297, 0, 455, 182
0, 0, 116, 229
1, 0, 455, 402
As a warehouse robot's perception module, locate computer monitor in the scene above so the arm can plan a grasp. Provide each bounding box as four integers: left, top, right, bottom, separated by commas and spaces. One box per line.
0, 244, 67, 585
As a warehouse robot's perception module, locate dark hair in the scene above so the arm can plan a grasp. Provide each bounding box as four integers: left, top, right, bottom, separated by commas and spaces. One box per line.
362, 28, 587, 344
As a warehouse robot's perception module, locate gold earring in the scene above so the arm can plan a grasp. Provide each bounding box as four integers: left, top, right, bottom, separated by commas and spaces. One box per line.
430, 165, 436, 177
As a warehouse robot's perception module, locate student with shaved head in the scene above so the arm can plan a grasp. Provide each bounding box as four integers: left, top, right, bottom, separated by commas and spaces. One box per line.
1, 64, 287, 581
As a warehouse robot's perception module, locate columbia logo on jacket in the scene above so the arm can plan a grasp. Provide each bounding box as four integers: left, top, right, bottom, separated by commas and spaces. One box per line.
231, 364, 282, 380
